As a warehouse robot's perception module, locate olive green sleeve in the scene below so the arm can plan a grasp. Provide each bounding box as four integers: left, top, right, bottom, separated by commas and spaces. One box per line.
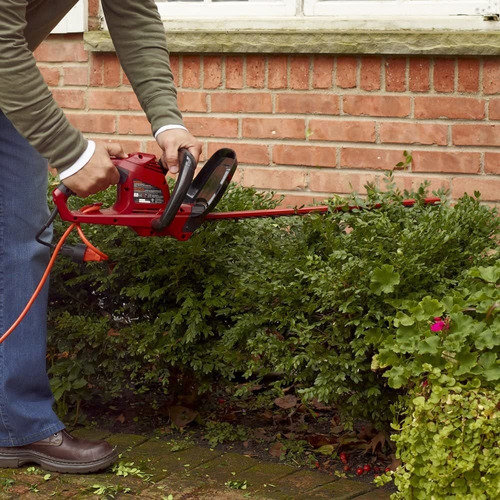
101, 0, 184, 134
0, 0, 87, 174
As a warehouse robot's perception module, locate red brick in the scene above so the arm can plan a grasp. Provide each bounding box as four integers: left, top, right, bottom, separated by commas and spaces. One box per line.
336, 57, 357, 89
312, 56, 334, 89
452, 177, 500, 201
281, 193, 324, 207
88, 0, 100, 16
483, 58, 500, 94
414, 97, 484, 120
118, 115, 151, 135
412, 151, 480, 174
379, 122, 447, 146
485, 153, 500, 174
343, 96, 410, 118
67, 113, 116, 134
489, 99, 500, 120
182, 55, 201, 89
39, 67, 60, 86
273, 145, 336, 167
51, 89, 85, 109
145, 140, 163, 158
34, 41, 87, 62
102, 54, 121, 87
276, 94, 339, 115
341, 148, 405, 170
246, 55, 265, 88
90, 54, 103, 87
63, 66, 88, 86
225, 56, 244, 89
289, 56, 310, 90
309, 120, 375, 143
409, 58, 430, 92
433, 59, 455, 93
453, 124, 500, 146
242, 118, 305, 140
183, 117, 238, 138
309, 170, 380, 194
385, 58, 406, 92
203, 56, 222, 89
392, 174, 451, 194
178, 91, 207, 113
89, 90, 141, 110
169, 55, 180, 86
458, 59, 480, 93
243, 168, 306, 190
267, 55, 288, 89
211, 93, 272, 113
207, 142, 269, 165
360, 57, 381, 91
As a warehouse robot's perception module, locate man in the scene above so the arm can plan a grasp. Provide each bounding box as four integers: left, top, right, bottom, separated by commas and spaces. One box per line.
0, 0, 201, 473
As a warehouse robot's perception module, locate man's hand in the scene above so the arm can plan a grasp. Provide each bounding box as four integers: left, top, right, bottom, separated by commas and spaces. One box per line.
156, 128, 202, 174
63, 141, 126, 198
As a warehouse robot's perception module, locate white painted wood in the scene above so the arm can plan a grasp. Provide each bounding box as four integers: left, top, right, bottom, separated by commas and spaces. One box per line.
304, 0, 499, 18
52, 0, 88, 33
156, 0, 297, 18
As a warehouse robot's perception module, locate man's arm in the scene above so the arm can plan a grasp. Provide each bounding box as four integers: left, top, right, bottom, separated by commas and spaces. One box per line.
0, 0, 87, 173
102, 0, 201, 171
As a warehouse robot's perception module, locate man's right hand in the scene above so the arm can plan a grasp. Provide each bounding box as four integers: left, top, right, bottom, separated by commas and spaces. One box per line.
62, 141, 126, 198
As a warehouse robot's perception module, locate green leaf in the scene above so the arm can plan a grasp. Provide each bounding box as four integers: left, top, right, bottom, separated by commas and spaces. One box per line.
469, 265, 499, 284
454, 348, 478, 376
475, 328, 500, 350
394, 312, 415, 327
479, 352, 500, 381
370, 265, 400, 295
419, 336, 440, 355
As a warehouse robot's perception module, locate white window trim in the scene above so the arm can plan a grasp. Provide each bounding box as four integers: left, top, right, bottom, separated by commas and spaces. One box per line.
304, 0, 499, 17
156, 0, 297, 18
52, 0, 88, 34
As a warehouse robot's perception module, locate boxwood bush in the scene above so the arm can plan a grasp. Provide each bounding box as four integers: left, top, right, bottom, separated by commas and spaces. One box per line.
47, 178, 497, 420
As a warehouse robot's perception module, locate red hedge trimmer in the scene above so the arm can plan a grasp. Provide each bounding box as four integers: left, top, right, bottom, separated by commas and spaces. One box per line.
0, 148, 440, 343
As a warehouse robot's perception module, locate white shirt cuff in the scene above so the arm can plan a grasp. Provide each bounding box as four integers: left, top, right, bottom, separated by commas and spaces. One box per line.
154, 124, 188, 140
58, 140, 96, 180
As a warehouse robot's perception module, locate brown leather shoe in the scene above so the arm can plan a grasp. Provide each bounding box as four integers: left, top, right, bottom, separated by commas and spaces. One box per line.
0, 430, 118, 473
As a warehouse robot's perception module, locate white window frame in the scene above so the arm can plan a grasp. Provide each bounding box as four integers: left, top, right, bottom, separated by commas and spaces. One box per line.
156, 0, 297, 18
304, 0, 499, 17
52, 0, 88, 34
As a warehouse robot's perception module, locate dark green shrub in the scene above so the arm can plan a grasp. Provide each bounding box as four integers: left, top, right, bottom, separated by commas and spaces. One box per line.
47, 179, 498, 427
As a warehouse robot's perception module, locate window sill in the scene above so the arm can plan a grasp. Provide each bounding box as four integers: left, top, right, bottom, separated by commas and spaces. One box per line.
84, 18, 500, 56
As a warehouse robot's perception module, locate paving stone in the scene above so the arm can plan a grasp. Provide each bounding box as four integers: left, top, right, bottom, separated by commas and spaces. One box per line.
238, 461, 297, 494
258, 469, 335, 499
302, 478, 374, 499
107, 433, 149, 453
354, 487, 394, 499
70, 428, 111, 441
189, 451, 256, 483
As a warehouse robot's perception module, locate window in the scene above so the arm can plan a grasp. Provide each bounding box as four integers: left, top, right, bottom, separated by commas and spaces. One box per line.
156, 0, 499, 18
52, 0, 87, 34
304, 0, 499, 17
155, 0, 296, 18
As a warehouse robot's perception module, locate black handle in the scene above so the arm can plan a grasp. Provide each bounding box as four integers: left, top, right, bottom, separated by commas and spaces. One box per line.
57, 166, 129, 198
151, 149, 197, 232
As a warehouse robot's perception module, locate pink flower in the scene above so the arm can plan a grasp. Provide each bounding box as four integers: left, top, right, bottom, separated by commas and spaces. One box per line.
430, 320, 446, 332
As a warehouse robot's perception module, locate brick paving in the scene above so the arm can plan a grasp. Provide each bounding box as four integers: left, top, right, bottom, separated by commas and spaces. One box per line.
0, 430, 393, 499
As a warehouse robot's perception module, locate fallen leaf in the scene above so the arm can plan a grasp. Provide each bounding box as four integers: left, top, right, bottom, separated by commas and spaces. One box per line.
168, 405, 198, 428
107, 328, 120, 337
274, 395, 297, 409
269, 442, 286, 458
317, 444, 335, 455
116, 414, 125, 424
363, 431, 389, 455
307, 434, 334, 448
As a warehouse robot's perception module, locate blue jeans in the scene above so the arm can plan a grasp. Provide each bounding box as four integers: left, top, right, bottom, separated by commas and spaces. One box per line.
0, 112, 65, 446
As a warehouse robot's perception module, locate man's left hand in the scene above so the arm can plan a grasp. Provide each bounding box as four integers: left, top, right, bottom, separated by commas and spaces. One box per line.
156, 128, 202, 174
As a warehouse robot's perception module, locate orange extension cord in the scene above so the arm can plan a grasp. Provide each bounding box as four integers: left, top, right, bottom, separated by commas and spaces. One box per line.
0, 205, 108, 345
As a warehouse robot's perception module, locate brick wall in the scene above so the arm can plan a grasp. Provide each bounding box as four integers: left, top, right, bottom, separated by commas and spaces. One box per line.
35, 35, 500, 206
